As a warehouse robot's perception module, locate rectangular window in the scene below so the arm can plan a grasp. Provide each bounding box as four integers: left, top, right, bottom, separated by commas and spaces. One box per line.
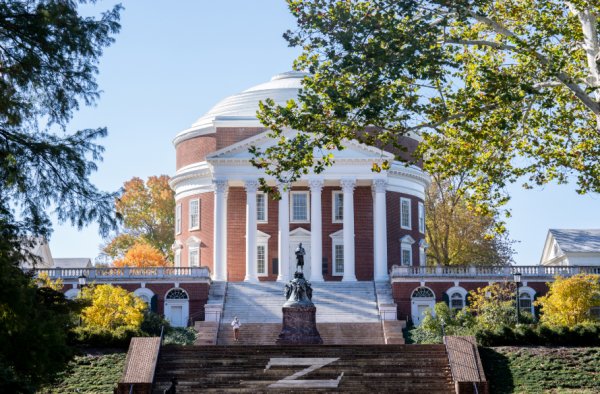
189, 199, 200, 230
256, 193, 267, 223
401, 246, 412, 266
419, 248, 426, 266
257, 245, 267, 275
174, 250, 181, 268
291, 192, 309, 222
189, 247, 199, 267
332, 191, 343, 222
175, 204, 182, 234
333, 244, 344, 275
418, 202, 425, 234
400, 198, 411, 230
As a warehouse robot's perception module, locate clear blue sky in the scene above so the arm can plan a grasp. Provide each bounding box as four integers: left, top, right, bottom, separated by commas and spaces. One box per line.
49, 0, 600, 265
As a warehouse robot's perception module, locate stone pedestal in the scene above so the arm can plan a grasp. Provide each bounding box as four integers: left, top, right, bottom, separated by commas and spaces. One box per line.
277, 305, 322, 345
276, 271, 323, 345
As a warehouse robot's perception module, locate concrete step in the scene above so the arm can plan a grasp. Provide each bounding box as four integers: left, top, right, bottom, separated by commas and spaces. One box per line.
194, 321, 219, 345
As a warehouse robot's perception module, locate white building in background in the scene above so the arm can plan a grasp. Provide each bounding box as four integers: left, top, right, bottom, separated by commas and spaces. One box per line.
540, 229, 600, 266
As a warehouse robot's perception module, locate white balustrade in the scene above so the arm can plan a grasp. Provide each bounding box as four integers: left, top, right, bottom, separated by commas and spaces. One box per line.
390, 264, 593, 279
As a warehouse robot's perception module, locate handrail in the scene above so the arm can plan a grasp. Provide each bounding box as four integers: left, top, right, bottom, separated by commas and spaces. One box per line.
391, 264, 600, 278
29, 266, 211, 280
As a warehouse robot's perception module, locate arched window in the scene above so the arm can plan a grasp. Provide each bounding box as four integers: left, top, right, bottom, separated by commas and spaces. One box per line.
412, 287, 434, 299
166, 288, 188, 300
450, 292, 465, 309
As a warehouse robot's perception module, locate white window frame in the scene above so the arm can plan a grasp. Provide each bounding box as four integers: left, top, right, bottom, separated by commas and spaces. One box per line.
400, 197, 412, 230
332, 191, 343, 223
450, 292, 465, 310
256, 192, 268, 223
401, 245, 412, 266
175, 203, 182, 235
333, 242, 344, 276
189, 199, 200, 230
188, 246, 200, 267
418, 201, 425, 234
290, 191, 310, 223
256, 243, 268, 276
174, 249, 181, 268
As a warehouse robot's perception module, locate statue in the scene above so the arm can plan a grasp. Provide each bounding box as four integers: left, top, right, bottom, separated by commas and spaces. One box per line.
295, 242, 306, 272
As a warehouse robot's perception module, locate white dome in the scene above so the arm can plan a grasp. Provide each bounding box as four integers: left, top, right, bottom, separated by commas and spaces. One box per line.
174, 71, 308, 145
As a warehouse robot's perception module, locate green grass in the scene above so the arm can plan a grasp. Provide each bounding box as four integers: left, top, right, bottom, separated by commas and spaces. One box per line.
480, 347, 600, 393
38, 350, 126, 394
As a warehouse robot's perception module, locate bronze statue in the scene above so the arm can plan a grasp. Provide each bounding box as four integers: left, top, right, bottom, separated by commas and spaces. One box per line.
295, 242, 306, 272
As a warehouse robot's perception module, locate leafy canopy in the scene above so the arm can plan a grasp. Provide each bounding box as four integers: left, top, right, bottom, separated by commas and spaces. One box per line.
103, 175, 175, 260
80, 284, 147, 330
112, 242, 169, 267
426, 173, 514, 265
467, 282, 521, 331
410, 302, 475, 344
536, 274, 600, 326
253, 0, 600, 216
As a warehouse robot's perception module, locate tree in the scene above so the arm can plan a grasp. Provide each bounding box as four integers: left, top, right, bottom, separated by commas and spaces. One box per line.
536, 274, 600, 327
467, 282, 521, 331
112, 242, 169, 267
103, 175, 175, 261
252, 0, 600, 218
426, 174, 514, 266
80, 284, 146, 330
0, 1, 121, 390
410, 302, 475, 344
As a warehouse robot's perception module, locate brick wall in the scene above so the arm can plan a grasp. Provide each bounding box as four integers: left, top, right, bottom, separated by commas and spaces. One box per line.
386, 191, 425, 269
175, 192, 214, 273
175, 135, 216, 170
216, 127, 266, 150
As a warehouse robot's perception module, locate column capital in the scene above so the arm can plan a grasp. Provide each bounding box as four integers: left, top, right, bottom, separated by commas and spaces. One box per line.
213, 178, 229, 194
372, 179, 387, 193
308, 179, 324, 192
244, 179, 260, 193
340, 178, 356, 193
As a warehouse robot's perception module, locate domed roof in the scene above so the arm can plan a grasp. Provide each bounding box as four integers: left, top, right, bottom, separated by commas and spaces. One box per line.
174, 71, 308, 145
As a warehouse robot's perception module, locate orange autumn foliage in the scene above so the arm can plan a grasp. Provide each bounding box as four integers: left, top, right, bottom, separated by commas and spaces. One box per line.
112, 242, 169, 267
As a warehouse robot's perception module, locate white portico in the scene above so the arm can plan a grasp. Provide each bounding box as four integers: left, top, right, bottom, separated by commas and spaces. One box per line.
170, 71, 429, 282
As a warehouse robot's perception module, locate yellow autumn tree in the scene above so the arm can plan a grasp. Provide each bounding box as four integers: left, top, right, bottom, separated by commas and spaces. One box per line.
467, 282, 518, 331
80, 284, 146, 330
35, 272, 64, 291
536, 274, 600, 327
112, 242, 168, 267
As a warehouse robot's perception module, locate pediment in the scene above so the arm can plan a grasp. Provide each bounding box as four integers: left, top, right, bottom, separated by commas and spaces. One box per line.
206, 129, 394, 161
329, 229, 344, 239
289, 227, 311, 237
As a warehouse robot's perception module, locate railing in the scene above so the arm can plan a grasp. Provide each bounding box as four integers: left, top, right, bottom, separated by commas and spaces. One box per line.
391, 265, 600, 278
31, 266, 211, 280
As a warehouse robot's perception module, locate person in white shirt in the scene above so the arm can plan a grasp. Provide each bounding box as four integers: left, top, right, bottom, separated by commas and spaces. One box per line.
231, 316, 241, 342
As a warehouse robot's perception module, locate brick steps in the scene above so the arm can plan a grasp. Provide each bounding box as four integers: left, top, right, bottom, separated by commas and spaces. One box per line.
194, 321, 219, 345
382, 320, 406, 344
153, 345, 454, 393
215, 322, 386, 346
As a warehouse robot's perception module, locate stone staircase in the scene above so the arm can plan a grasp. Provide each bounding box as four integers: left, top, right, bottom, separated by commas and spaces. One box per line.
216, 322, 386, 346
153, 344, 455, 393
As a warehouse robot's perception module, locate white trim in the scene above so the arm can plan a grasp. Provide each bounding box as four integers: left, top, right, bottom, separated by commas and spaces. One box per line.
518, 286, 536, 315
418, 201, 425, 234
401, 244, 413, 266
257, 192, 268, 223
330, 229, 345, 276
332, 190, 343, 223
400, 197, 412, 230
133, 288, 155, 305
256, 230, 271, 277
65, 288, 80, 300
445, 286, 468, 310
174, 249, 181, 268
189, 199, 200, 230
175, 203, 182, 235
188, 246, 200, 268
290, 191, 310, 223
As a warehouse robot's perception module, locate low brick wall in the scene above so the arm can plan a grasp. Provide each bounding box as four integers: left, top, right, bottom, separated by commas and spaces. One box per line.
115, 337, 161, 394
444, 336, 489, 394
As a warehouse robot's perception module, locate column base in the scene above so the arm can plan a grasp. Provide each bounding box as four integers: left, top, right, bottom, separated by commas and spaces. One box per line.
374, 274, 389, 281
244, 276, 259, 282
342, 275, 357, 282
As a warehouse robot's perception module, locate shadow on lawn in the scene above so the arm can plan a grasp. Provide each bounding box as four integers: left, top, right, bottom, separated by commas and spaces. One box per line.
479, 347, 514, 394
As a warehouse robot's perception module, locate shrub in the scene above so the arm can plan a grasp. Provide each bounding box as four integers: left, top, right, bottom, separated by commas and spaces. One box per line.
410, 302, 476, 344
140, 312, 171, 336
163, 327, 197, 346
79, 284, 147, 330
475, 323, 600, 347
69, 325, 146, 348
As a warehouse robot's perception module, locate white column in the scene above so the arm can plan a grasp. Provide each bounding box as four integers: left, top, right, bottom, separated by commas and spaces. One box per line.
309, 179, 324, 282
373, 179, 388, 281
213, 179, 228, 281
340, 178, 357, 282
244, 180, 259, 282
277, 184, 290, 282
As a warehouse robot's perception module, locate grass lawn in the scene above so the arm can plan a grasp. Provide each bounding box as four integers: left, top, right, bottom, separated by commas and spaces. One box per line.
38, 350, 126, 394
480, 347, 600, 393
